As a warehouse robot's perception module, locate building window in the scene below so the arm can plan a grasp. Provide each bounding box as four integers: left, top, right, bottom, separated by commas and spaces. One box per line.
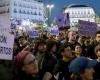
31, 6, 33, 9
7, 9, 9, 13
27, 11, 30, 14
19, 4, 22, 7
19, 9, 22, 13
14, 2, 17, 6
34, 6, 37, 9
33, 12, 37, 15
31, 12, 33, 15
39, 12, 42, 16
14, 9, 17, 13
23, 10, 26, 14
23, 4, 26, 7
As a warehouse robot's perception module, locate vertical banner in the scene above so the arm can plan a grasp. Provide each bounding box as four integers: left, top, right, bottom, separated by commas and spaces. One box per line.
57, 13, 70, 29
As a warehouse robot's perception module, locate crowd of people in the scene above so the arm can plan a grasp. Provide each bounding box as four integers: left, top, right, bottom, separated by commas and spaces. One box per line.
1, 29, 100, 80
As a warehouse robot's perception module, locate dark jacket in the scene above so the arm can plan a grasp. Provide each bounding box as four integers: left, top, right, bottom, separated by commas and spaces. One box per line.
0, 60, 14, 80
53, 60, 72, 80
39, 53, 57, 80
15, 70, 39, 80
86, 41, 98, 59
94, 62, 100, 80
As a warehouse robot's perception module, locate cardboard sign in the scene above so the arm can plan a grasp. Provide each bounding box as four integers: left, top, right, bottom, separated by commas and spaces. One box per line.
28, 30, 39, 38
49, 27, 59, 36
0, 32, 14, 60
78, 20, 98, 37
57, 13, 70, 29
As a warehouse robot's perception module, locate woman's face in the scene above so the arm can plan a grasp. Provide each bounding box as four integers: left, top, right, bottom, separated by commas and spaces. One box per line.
81, 68, 95, 80
75, 45, 82, 55
22, 54, 38, 75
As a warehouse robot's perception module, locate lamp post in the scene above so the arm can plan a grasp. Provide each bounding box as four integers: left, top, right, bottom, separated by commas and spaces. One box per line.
46, 4, 54, 17
46, 3, 54, 27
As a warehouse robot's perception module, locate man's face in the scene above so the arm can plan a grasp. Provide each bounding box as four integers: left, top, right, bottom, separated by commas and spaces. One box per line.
63, 47, 73, 58
81, 68, 95, 80
68, 31, 77, 43
95, 34, 100, 43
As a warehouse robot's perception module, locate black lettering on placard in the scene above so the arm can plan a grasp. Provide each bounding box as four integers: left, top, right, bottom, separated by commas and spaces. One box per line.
0, 35, 7, 44
0, 47, 13, 55
0, 47, 3, 54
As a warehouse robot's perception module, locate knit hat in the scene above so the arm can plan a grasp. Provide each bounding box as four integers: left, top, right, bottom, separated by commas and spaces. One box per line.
15, 51, 30, 69
69, 57, 97, 73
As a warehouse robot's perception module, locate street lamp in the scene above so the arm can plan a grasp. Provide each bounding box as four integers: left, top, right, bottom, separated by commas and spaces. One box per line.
46, 4, 54, 17
46, 4, 54, 27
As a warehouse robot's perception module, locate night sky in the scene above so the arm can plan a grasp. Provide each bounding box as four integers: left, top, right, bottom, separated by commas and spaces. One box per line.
44, 0, 100, 20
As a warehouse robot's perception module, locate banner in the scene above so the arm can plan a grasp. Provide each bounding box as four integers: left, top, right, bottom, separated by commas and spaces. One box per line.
28, 30, 39, 38
78, 20, 98, 37
57, 13, 70, 29
0, 32, 14, 60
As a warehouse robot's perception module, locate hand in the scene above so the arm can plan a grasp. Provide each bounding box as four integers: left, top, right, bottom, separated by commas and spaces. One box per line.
43, 72, 52, 80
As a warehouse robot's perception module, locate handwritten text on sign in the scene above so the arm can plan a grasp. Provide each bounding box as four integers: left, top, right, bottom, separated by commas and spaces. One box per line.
0, 33, 14, 60
78, 20, 97, 37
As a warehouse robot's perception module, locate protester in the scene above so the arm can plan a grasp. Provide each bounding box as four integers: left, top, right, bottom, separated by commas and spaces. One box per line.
86, 31, 100, 59
69, 57, 97, 80
53, 44, 74, 80
15, 50, 39, 80
43, 40, 58, 80
77, 36, 87, 56
74, 43, 82, 57
93, 45, 100, 80
67, 30, 78, 51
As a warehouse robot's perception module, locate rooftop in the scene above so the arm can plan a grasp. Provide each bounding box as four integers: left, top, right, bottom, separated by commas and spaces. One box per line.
67, 4, 89, 8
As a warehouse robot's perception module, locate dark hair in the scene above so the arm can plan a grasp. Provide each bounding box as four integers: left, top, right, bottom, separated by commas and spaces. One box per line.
34, 39, 46, 55
59, 43, 72, 53
95, 31, 100, 37
46, 40, 57, 52
75, 43, 82, 48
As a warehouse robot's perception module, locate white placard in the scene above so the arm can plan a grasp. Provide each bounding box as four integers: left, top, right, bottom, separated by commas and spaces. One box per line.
0, 32, 14, 60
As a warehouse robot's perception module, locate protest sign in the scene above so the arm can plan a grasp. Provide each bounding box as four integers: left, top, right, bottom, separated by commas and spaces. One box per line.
28, 30, 39, 38
57, 13, 70, 29
49, 27, 59, 36
78, 20, 97, 37
0, 32, 14, 60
